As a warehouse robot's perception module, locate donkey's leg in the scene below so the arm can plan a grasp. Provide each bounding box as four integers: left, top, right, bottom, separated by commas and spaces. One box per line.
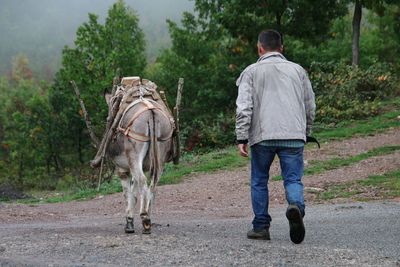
147, 138, 170, 215
126, 141, 152, 234
140, 158, 166, 234
147, 165, 163, 219
119, 169, 136, 233
135, 167, 152, 234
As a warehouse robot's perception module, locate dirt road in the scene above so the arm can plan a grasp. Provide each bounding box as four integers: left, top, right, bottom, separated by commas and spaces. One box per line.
0, 127, 399, 266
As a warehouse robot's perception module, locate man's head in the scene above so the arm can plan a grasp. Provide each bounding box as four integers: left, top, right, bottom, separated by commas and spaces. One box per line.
257, 30, 283, 56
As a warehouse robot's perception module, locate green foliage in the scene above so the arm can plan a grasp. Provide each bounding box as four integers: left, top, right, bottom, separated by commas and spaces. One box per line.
148, 1, 397, 151
145, 12, 242, 150
285, 4, 400, 68
0, 76, 61, 189
310, 62, 399, 123
0, 1, 148, 191
147, 0, 349, 150
48, 0, 147, 169
194, 0, 347, 43
53, 0, 146, 125
361, 5, 400, 65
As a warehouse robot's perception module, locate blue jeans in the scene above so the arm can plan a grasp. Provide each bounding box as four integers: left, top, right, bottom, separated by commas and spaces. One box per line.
250, 144, 305, 230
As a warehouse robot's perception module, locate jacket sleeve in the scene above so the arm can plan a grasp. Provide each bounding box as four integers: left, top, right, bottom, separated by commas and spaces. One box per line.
302, 70, 316, 136
235, 69, 253, 142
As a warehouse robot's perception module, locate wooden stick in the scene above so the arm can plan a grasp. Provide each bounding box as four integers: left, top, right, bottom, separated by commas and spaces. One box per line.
175, 78, 184, 112
111, 72, 121, 96
173, 78, 184, 165
91, 74, 122, 168
70, 80, 99, 148
97, 157, 104, 191
91, 94, 122, 166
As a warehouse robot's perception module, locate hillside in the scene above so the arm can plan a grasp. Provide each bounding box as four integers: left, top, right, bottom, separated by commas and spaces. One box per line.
0, 0, 194, 79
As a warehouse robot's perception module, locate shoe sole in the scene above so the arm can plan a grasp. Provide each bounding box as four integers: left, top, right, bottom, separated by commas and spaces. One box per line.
124, 228, 135, 234
247, 235, 270, 240
286, 206, 305, 244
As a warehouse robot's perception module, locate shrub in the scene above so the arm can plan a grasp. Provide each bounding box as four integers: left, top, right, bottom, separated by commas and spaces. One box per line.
181, 112, 236, 152
310, 62, 399, 123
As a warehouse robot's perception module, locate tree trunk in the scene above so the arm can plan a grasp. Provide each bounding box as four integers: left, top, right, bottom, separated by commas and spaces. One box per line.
18, 154, 24, 186
78, 129, 84, 164
276, 12, 282, 33
0, 120, 5, 160
352, 0, 362, 67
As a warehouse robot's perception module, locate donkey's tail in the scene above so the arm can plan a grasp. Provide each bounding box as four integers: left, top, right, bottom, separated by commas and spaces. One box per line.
148, 110, 161, 187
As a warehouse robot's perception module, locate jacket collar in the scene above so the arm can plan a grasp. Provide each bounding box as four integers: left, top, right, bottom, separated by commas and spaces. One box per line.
257, 51, 286, 62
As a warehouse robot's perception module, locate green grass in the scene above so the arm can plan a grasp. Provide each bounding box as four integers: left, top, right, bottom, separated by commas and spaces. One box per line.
272, 145, 400, 181
159, 146, 249, 185
15, 177, 123, 204
358, 170, 400, 198
316, 169, 400, 201
14, 147, 248, 204
313, 110, 400, 142
317, 184, 362, 200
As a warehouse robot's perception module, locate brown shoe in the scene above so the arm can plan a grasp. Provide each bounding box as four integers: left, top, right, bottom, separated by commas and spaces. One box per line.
286, 205, 305, 244
247, 228, 270, 240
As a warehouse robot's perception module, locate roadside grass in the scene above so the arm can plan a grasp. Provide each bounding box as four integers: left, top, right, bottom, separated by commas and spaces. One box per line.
15, 177, 123, 204
313, 99, 400, 142
272, 145, 400, 181
315, 169, 400, 201
160, 146, 248, 185
13, 101, 400, 204
15, 147, 248, 204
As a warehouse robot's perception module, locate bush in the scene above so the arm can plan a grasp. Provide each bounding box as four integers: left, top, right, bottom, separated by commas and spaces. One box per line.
181, 112, 236, 152
310, 62, 399, 123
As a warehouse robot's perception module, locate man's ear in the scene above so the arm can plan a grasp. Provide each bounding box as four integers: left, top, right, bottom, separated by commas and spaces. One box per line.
258, 44, 266, 56
104, 93, 112, 106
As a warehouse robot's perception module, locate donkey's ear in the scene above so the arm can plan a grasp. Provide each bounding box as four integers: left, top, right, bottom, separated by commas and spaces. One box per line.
105, 93, 112, 106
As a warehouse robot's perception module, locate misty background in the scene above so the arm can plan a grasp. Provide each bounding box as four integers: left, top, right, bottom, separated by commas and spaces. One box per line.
0, 0, 194, 79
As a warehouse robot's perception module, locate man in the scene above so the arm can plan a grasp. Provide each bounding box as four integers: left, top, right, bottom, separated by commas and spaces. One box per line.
235, 30, 315, 244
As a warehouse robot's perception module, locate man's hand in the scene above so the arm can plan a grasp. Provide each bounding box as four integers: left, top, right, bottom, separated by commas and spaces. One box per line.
237, 143, 248, 157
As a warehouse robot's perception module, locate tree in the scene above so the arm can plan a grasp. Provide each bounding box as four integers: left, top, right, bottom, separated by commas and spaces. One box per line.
148, 0, 347, 149
351, 0, 400, 66
11, 54, 33, 82
194, 0, 347, 44
49, 0, 146, 167
0, 74, 62, 188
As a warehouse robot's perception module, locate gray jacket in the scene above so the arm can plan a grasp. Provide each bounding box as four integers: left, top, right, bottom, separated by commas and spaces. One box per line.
235, 52, 316, 146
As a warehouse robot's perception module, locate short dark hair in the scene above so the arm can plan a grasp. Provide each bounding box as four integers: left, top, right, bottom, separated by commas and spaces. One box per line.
258, 30, 282, 51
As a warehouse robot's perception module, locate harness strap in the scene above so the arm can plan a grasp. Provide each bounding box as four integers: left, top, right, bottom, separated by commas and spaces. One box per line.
118, 127, 174, 142
118, 98, 174, 142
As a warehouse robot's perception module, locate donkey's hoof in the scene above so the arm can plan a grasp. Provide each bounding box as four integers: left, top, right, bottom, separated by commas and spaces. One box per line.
125, 217, 135, 234
142, 228, 151, 234
142, 218, 151, 234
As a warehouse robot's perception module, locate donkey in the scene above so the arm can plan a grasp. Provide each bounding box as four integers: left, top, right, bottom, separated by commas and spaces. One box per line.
104, 86, 175, 234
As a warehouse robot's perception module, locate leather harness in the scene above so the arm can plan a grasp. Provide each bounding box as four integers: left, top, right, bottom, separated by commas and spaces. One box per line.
117, 98, 174, 142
